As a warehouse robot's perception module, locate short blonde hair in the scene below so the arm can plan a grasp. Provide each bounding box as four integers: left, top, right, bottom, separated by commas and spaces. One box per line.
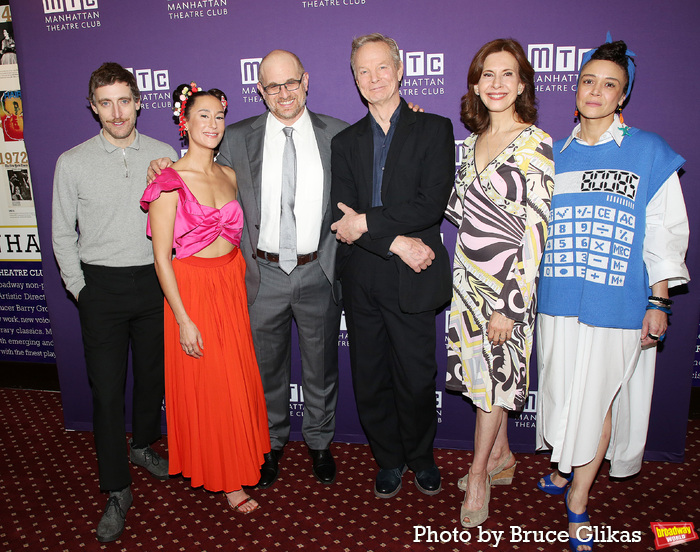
350, 33, 401, 78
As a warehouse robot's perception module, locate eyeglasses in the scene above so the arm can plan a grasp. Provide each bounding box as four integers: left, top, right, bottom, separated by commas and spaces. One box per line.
262, 76, 304, 95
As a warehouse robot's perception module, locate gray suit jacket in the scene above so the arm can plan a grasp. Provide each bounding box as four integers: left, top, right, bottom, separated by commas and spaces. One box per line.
217, 109, 348, 305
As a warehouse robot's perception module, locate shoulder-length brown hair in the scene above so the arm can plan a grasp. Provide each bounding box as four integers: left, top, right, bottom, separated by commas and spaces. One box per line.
460, 39, 537, 134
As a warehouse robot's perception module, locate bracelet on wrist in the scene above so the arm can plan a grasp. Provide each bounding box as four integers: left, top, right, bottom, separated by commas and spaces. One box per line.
648, 295, 672, 306
646, 303, 672, 315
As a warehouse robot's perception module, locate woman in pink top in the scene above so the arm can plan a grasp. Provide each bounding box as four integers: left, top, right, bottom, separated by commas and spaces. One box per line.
140, 84, 270, 513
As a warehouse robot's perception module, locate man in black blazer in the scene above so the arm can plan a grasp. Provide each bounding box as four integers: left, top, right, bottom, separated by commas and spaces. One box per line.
331, 34, 454, 499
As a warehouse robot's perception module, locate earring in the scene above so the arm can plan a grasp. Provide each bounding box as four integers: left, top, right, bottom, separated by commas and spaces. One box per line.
616, 106, 624, 124
574, 109, 579, 121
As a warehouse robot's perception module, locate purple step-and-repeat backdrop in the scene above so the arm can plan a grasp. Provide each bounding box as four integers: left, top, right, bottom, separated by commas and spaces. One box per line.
11, 0, 700, 460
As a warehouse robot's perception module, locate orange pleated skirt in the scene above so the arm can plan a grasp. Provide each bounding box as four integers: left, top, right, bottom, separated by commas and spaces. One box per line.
164, 248, 270, 492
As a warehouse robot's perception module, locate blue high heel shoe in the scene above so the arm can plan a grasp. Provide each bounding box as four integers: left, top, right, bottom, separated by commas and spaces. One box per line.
565, 488, 593, 551
537, 471, 573, 495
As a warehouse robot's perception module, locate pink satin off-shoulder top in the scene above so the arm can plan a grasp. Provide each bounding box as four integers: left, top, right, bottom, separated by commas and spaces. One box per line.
140, 167, 243, 258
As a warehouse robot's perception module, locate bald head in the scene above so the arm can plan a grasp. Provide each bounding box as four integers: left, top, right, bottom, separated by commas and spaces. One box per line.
256, 49, 309, 125
259, 50, 305, 84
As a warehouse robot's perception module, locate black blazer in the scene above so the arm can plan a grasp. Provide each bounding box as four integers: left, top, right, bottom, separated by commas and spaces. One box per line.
331, 99, 455, 313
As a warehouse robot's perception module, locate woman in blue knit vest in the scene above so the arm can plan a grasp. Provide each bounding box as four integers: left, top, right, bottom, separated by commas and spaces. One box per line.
534, 37, 689, 552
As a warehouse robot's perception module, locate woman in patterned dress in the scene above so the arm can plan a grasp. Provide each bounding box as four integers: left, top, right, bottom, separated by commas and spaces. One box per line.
444, 39, 554, 527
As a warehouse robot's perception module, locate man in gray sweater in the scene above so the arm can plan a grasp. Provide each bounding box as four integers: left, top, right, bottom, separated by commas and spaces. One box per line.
52, 63, 177, 543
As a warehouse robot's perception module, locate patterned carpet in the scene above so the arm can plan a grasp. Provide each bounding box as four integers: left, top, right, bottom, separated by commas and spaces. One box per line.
1, 388, 698, 552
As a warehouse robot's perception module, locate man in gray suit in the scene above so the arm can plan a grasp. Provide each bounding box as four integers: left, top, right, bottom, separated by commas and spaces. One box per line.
218, 51, 346, 487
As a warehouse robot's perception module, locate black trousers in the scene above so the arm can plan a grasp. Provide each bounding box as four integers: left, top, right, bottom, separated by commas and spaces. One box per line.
341, 249, 438, 472
78, 263, 165, 491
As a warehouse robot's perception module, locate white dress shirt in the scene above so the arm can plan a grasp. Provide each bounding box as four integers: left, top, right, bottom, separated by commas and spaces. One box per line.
258, 109, 324, 256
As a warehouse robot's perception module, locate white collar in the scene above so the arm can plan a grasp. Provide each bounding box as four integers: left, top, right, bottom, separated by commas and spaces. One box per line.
560, 114, 629, 152
266, 107, 311, 137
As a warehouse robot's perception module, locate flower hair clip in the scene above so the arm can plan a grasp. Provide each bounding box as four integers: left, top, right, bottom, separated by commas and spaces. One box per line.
173, 82, 227, 137
174, 82, 199, 137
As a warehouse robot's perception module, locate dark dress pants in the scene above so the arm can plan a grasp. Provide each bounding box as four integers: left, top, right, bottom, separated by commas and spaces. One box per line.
78, 263, 165, 491
341, 248, 438, 471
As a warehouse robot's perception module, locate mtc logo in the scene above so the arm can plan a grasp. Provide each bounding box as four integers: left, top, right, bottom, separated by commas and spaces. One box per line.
400, 50, 444, 76
241, 58, 262, 85
290, 384, 304, 403
125, 68, 170, 92
43, 0, 97, 13
523, 391, 537, 413
527, 44, 592, 72
455, 139, 467, 166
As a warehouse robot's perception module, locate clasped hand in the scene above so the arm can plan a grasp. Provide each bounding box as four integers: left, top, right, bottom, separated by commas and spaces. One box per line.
331, 202, 367, 244
389, 235, 434, 273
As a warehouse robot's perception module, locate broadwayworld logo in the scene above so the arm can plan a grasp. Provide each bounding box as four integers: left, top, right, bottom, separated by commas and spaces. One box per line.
650, 522, 698, 550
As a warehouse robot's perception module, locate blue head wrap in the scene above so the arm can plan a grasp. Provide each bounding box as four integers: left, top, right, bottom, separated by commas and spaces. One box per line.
580, 32, 636, 97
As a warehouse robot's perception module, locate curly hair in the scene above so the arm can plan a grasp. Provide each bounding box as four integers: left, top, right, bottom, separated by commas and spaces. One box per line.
87, 62, 140, 106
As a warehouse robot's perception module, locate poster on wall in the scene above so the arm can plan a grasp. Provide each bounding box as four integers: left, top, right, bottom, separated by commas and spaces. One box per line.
0, 89, 22, 141
0, 0, 54, 363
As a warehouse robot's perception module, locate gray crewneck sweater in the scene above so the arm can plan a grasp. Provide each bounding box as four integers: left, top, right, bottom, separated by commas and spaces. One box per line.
52, 129, 177, 298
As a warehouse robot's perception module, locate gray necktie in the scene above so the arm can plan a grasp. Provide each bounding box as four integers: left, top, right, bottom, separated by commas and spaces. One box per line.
279, 127, 297, 274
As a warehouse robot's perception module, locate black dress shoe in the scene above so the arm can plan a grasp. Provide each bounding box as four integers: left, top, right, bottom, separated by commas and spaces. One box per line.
257, 448, 283, 489
374, 465, 407, 498
309, 448, 336, 484
414, 464, 441, 495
